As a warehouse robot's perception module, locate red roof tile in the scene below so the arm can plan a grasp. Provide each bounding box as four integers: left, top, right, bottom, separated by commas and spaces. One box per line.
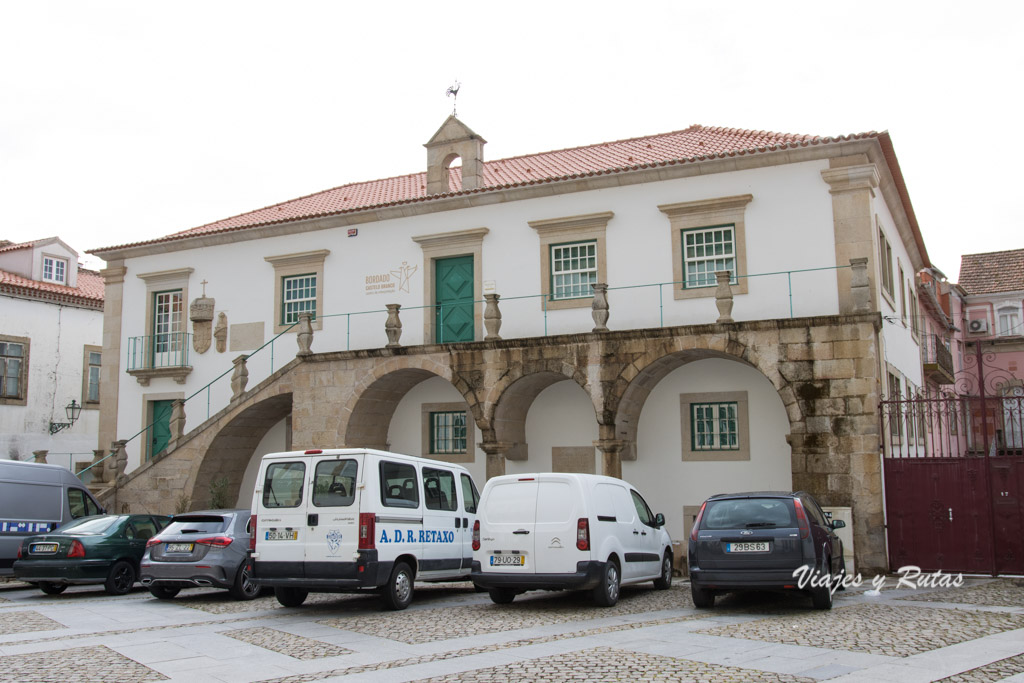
0, 267, 104, 309
0, 239, 37, 254
959, 249, 1024, 295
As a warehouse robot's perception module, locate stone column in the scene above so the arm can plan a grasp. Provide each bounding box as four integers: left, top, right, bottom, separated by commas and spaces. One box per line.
594, 425, 624, 479
296, 313, 314, 357
168, 399, 186, 447
715, 270, 735, 323
231, 355, 249, 399
385, 304, 403, 348
32, 450, 48, 464
484, 294, 502, 341
849, 257, 871, 314
821, 160, 880, 314
479, 441, 513, 481
591, 283, 609, 333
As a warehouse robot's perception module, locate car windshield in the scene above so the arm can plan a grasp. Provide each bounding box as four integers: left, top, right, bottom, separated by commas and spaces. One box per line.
57, 516, 120, 534
702, 498, 795, 530
161, 515, 228, 535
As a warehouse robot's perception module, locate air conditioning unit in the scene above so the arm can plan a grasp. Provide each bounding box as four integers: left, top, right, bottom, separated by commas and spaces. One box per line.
968, 319, 990, 334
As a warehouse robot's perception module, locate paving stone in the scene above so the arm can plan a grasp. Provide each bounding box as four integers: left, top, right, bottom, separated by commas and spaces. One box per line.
0, 610, 65, 635
223, 626, 353, 660
412, 647, 818, 682
935, 652, 1024, 682
698, 604, 1024, 657
897, 580, 1024, 608
0, 645, 166, 682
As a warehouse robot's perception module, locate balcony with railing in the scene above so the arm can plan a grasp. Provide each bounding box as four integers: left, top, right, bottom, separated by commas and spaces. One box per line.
922, 333, 954, 385
126, 332, 192, 385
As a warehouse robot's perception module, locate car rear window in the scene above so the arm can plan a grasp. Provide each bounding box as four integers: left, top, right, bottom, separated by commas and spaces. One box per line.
162, 515, 228, 534
701, 498, 795, 530
59, 516, 119, 534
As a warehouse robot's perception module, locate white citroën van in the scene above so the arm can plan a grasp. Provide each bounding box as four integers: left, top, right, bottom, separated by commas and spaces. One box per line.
249, 448, 480, 610
471, 473, 673, 606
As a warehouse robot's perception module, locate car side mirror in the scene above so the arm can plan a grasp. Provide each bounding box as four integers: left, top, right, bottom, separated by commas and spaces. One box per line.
654, 512, 665, 528
830, 519, 846, 530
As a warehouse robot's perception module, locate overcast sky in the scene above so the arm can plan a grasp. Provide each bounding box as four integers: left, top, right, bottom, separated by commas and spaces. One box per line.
2, 1, 1020, 281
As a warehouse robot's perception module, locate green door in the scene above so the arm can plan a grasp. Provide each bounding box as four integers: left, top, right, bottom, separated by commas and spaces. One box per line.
435, 256, 474, 343
149, 400, 174, 459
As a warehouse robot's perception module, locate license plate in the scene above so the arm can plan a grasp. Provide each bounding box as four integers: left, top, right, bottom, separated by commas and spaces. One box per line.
265, 529, 298, 541
726, 542, 769, 553
31, 543, 59, 553
166, 543, 194, 553
490, 555, 524, 566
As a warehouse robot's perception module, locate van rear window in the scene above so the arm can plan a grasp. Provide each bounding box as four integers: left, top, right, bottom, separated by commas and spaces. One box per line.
263, 462, 305, 508
313, 460, 357, 507
380, 461, 419, 509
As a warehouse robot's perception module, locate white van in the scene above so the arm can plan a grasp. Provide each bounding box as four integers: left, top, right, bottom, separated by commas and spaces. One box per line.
0, 460, 105, 576
471, 473, 673, 606
249, 448, 480, 610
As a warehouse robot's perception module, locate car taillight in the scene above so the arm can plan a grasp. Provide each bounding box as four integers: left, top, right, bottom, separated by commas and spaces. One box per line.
576, 518, 590, 551
16, 544, 22, 560
472, 520, 480, 551
68, 540, 86, 558
195, 536, 232, 547
248, 514, 257, 552
794, 499, 810, 539
358, 513, 375, 550
146, 537, 162, 549
690, 501, 707, 541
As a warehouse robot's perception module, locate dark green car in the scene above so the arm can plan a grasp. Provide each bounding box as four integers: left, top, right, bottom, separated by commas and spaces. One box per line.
13, 514, 170, 595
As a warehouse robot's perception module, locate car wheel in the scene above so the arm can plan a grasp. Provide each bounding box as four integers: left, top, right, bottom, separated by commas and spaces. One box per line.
38, 582, 67, 595
274, 587, 308, 608
229, 563, 261, 600
104, 561, 136, 596
593, 560, 621, 607
811, 558, 833, 610
653, 552, 673, 590
148, 585, 180, 600
488, 588, 516, 604
691, 584, 715, 608
381, 561, 414, 611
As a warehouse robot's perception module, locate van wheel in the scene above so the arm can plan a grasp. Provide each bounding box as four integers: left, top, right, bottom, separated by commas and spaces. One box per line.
229, 563, 260, 600
381, 561, 414, 611
488, 588, 516, 604
811, 558, 833, 610
691, 584, 715, 608
653, 553, 673, 590
104, 561, 136, 595
38, 582, 67, 595
593, 560, 620, 607
275, 587, 308, 608
148, 585, 180, 600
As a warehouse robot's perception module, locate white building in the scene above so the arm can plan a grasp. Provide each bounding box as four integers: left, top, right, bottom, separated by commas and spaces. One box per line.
0, 238, 104, 468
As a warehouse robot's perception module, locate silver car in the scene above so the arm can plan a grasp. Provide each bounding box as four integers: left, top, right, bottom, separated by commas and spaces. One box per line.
140, 509, 259, 600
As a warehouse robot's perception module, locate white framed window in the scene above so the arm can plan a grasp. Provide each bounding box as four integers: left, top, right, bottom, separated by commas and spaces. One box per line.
282, 273, 317, 325
550, 241, 597, 300
153, 290, 184, 355
998, 305, 1021, 337
878, 226, 894, 300
1, 338, 28, 403
42, 256, 68, 284
691, 402, 739, 450
83, 347, 101, 405
682, 225, 736, 289
430, 410, 467, 455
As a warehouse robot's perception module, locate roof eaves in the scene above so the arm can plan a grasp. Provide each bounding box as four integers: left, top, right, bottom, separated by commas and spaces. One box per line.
877, 132, 931, 270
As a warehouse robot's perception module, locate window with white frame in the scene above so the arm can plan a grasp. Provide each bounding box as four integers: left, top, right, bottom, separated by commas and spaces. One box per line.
1, 339, 27, 401
42, 256, 68, 284
550, 241, 597, 300
878, 227, 894, 299
690, 401, 739, 450
84, 348, 101, 404
430, 410, 467, 455
153, 290, 184, 354
682, 225, 737, 288
282, 274, 317, 325
680, 391, 749, 461
998, 305, 1021, 337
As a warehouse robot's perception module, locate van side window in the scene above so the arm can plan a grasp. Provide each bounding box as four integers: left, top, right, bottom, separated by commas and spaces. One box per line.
380, 461, 419, 509
313, 459, 357, 508
460, 474, 479, 513
630, 490, 655, 526
423, 467, 457, 511
263, 462, 305, 508
68, 488, 100, 519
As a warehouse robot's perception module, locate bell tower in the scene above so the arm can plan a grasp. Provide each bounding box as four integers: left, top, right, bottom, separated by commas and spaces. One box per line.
424, 116, 487, 195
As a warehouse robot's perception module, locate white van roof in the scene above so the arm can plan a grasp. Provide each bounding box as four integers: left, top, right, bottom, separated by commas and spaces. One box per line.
260, 448, 469, 468
486, 472, 629, 486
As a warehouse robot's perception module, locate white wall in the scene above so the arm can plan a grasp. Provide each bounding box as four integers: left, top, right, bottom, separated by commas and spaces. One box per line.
235, 417, 289, 509
508, 380, 600, 475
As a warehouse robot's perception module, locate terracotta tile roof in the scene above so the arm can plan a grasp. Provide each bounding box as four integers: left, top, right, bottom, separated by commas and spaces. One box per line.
94, 124, 896, 252
0, 239, 36, 254
959, 249, 1024, 295
0, 266, 104, 309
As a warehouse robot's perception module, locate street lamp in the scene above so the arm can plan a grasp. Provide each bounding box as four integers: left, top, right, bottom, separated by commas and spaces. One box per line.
49, 400, 82, 435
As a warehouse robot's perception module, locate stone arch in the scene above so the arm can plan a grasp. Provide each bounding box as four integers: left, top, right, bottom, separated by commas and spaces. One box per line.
192, 392, 293, 508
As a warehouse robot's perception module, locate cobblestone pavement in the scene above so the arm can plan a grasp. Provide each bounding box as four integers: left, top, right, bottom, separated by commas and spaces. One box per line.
1, 577, 1023, 682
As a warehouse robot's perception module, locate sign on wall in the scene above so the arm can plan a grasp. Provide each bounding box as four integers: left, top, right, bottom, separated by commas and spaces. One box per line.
365, 261, 418, 295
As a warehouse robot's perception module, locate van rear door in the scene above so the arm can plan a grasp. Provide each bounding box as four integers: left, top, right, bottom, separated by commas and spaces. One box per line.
254, 458, 308, 579
533, 476, 582, 574
479, 477, 537, 573
304, 455, 361, 579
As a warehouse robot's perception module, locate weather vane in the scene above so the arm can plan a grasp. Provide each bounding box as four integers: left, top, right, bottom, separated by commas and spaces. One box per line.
446, 80, 461, 116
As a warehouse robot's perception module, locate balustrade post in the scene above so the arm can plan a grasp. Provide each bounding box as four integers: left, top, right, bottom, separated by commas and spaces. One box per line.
715, 270, 735, 323
231, 354, 249, 399
90, 449, 107, 484
850, 257, 871, 313
484, 294, 502, 341
385, 304, 403, 348
296, 313, 314, 357
591, 283, 610, 332
32, 450, 48, 464
168, 399, 186, 450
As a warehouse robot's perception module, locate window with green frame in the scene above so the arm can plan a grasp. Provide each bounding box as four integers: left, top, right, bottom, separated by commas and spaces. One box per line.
550, 240, 597, 300
682, 225, 736, 288
430, 411, 467, 454
282, 273, 316, 325
691, 402, 739, 451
